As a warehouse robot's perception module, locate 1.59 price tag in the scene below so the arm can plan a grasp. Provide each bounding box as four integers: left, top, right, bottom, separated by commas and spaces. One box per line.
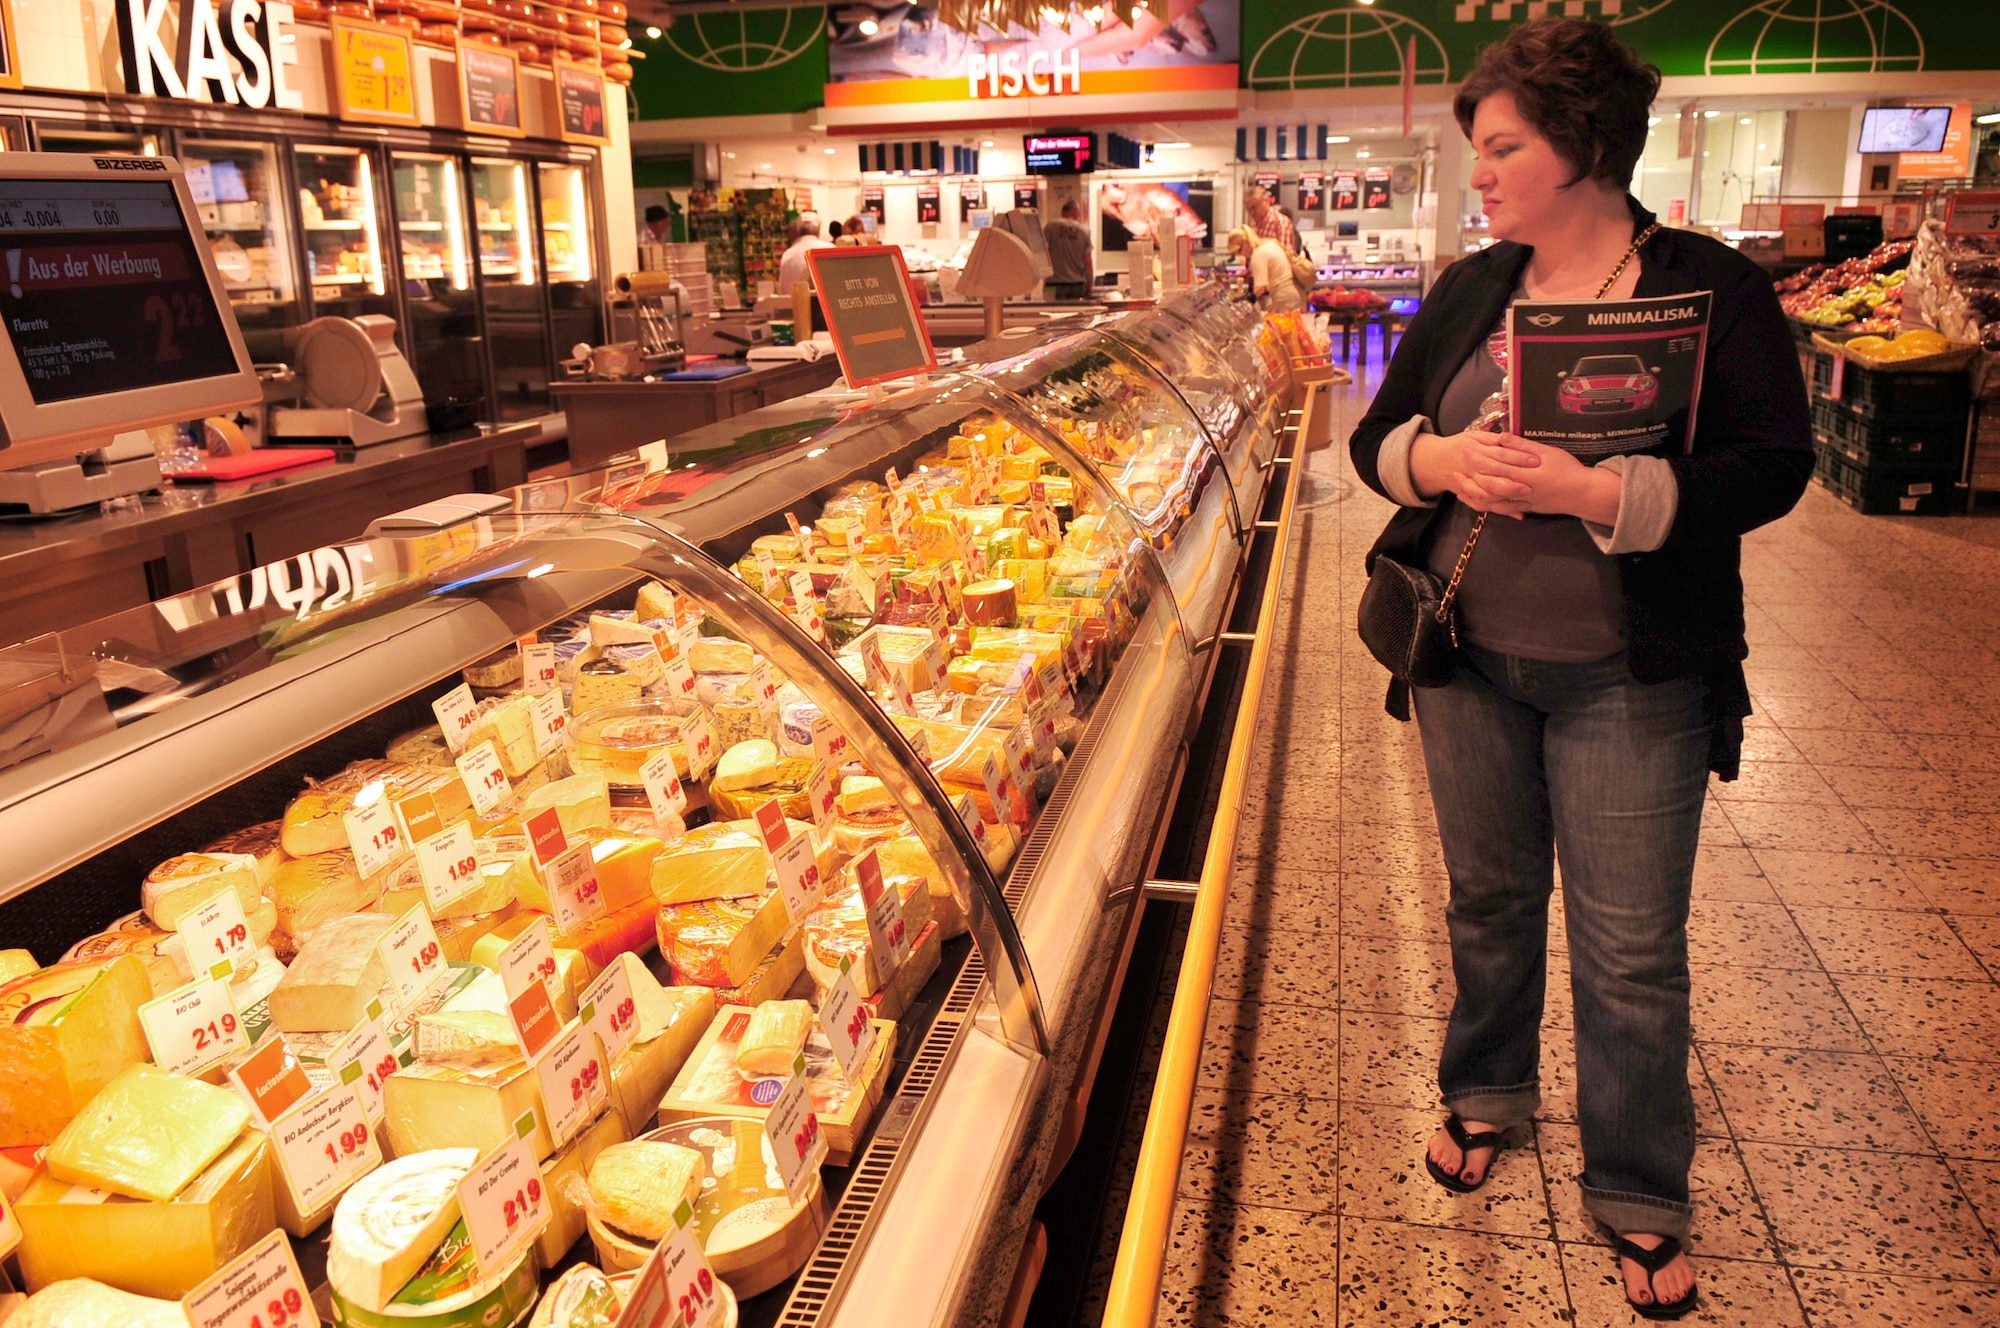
343, 796, 403, 880
580, 960, 639, 1064
772, 833, 822, 928
328, 1003, 399, 1126
415, 822, 480, 915
181, 1228, 318, 1328
270, 1083, 378, 1220
762, 1054, 826, 1204
639, 748, 687, 824
455, 741, 513, 819
139, 975, 245, 1077
181, 886, 256, 982
378, 905, 447, 1013
457, 1131, 548, 1278
817, 956, 877, 1085
432, 683, 480, 754
546, 842, 607, 935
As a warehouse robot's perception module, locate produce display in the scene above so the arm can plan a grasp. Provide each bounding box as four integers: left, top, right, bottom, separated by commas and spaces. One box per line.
1905, 214, 2000, 359
1777, 241, 1914, 332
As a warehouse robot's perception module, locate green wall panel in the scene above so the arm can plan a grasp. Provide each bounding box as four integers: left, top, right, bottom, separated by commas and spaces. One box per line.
629, 7, 829, 118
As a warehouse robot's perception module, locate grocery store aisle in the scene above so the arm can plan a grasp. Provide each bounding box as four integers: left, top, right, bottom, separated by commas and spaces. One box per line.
1148, 363, 2000, 1326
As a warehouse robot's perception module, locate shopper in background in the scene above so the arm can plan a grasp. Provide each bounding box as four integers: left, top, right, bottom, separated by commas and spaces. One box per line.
838, 215, 868, 246
1347, 17, 1810, 1321
1227, 225, 1301, 312
1244, 183, 1298, 254
642, 204, 672, 244
1043, 199, 1094, 301
828, 220, 844, 242
776, 217, 832, 296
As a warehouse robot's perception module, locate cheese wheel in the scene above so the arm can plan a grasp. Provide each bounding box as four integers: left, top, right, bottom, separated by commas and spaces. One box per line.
961, 578, 1018, 627
587, 1141, 704, 1242
198, 822, 287, 887
326, 1148, 479, 1314
141, 853, 262, 932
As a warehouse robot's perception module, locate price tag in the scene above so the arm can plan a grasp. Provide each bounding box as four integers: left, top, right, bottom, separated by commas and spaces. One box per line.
456, 741, 513, 819
270, 1083, 378, 1220
817, 957, 877, 1085
580, 961, 639, 1064
763, 1056, 826, 1204
639, 748, 687, 823
415, 821, 481, 915
0, 1186, 17, 1263
887, 494, 907, 543
520, 640, 558, 694
1002, 724, 1035, 803
784, 511, 812, 562
1037, 657, 1069, 703
1944, 190, 2000, 236
530, 689, 567, 756
809, 713, 849, 767
855, 848, 911, 973
979, 751, 1009, 821
746, 661, 780, 718
864, 642, 915, 715
772, 833, 822, 927
526, 808, 569, 871
787, 570, 816, 611
546, 843, 607, 935
955, 793, 986, 844
181, 886, 255, 982
806, 760, 838, 835
681, 709, 719, 779
343, 796, 403, 880
614, 1204, 724, 1328
500, 919, 564, 1058
139, 976, 245, 1077
378, 905, 447, 1013
531, 1020, 605, 1149
457, 1131, 548, 1278
432, 683, 480, 754
181, 1229, 317, 1328
754, 549, 781, 596
753, 797, 789, 854
662, 652, 698, 702
1029, 696, 1058, 763
227, 1035, 313, 1129
328, 1005, 398, 1126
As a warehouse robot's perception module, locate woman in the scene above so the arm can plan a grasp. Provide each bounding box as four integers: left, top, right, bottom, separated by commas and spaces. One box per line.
1227, 224, 1301, 312
1348, 19, 1811, 1320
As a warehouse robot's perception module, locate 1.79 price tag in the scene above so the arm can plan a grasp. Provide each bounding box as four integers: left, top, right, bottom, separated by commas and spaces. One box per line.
817, 956, 877, 1085
415, 821, 480, 915
432, 683, 480, 754
181, 1228, 318, 1328
139, 975, 245, 1077
639, 748, 687, 824
270, 1083, 378, 1220
343, 796, 403, 880
378, 905, 447, 1013
457, 1131, 548, 1278
762, 1054, 826, 1205
180, 886, 256, 982
455, 741, 513, 819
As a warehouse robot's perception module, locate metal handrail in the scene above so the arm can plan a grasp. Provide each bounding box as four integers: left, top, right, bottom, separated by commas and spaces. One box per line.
1098, 391, 1309, 1328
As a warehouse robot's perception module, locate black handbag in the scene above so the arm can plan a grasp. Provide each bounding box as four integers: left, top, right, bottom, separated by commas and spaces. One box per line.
1357, 513, 1486, 689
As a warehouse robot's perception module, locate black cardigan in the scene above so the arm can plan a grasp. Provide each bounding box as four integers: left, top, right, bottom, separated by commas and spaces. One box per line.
1349, 201, 1814, 778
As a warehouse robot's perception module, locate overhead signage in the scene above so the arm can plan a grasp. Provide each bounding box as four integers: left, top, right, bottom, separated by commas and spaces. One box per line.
328, 16, 419, 127
1251, 171, 1280, 193
1014, 182, 1040, 212
1362, 167, 1392, 210
457, 39, 525, 137
116, 0, 304, 109
1945, 191, 2000, 237
959, 181, 984, 223
916, 184, 941, 225
0, 0, 20, 93
1331, 171, 1360, 211
967, 48, 1081, 98
1298, 172, 1325, 212
552, 57, 611, 145
806, 245, 938, 390
860, 187, 885, 221
1899, 103, 1975, 181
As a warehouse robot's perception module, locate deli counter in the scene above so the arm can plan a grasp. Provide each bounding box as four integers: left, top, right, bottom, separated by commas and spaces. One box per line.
0, 284, 1303, 1328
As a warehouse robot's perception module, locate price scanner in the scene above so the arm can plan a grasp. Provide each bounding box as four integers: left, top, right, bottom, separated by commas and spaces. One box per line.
0, 152, 259, 515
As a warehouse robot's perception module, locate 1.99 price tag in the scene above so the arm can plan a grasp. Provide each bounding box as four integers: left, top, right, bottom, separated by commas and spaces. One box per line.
455, 741, 513, 819
457, 1131, 548, 1278
270, 1083, 379, 1219
139, 975, 245, 1077
181, 1228, 318, 1328
817, 957, 877, 1085
639, 748, 687, 824
762, 1054, 826, 1205
415, 822, 480, 915
432, 683, 480, 754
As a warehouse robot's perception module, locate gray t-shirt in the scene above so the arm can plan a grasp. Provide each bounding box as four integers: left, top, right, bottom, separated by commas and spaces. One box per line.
1043, 218, 1093, 287
1425, 299, 1626, 664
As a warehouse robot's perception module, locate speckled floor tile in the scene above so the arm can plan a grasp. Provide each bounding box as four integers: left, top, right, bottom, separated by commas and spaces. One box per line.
1718, 801, 1884, 855
1693, 845, 1782, 903
1753, 851, 1934, 911
1337, 871, 1450, 943
1338, 1102, 1551, 1237
1701, 804, 1750, 847
1867, 699, 2000, 737
1336, 1010, 1447, 1110
1739, 725, 1811, 765
1817, 766, 1970, 812
1234, 812, 1343, 877
1538, 1124, 1777, 1259
1790, 1269, 2000, 1327
1690, 964, 1870, 1051
1831, 975, 2000, 1061
1884, 1058, 2000, 1160
1340, 935, 1457, 1017
1948, 1159, 2000, 1251
1756, 695, 1886, 732
1704, 1047, 1928, 1152
1157, 1197, 1339, 1326
1198, 998, 1338, 1100
1791, 908, 1987, 980
1561, 1245, 1804, 1326
1849, 809, 2000, 861
1713, 762, 1844, 806
1225, 870, 1336, 935
1947, 915, 2000, 979
1783, 728, 1930, 770
1687, 900, 1816, 968
1341, 820, 1450, 880
1739, 1143, 1997, 1278
1904, 732, 2000, 775
1178, 1088, 1339, 1212
1213, 924, 1341, 1010
1898, 859, 2000, 915
1335, 1219, 1569, 1325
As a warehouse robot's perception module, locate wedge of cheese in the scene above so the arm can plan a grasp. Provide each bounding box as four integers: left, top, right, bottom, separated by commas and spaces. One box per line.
268, 913, 395, 1033
198, 822, 288, 887
10, 1278, 186, 1328
378, 837, 527, 921
655, 887, 792, 989
572, 828, 664, 915
13, 1132, 272, 1300
586, 1141, 704, 1242
608, 974, 715, 1137
689, 638, 755, 675
0, 949, 37, 983
46, 1064, 251, 1202
635, 580, 677, 625
469, 693, 540, 778
648, 819, 786, 907
381, 1060, 555, 1161
710, 935, 806, 1009
522, 775, 612, 838
267, 851, 375, 960
140, 854, 263, 933
325, 1147, 478, 1314
431, 907, 521, 964
0, 957, 152, 1148
537, 1109, 629, 1269
711, 740, 778, 794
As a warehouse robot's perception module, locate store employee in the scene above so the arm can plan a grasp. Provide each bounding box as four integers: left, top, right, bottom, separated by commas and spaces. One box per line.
1044, 200, 1094, 301
777, 217, 833, 296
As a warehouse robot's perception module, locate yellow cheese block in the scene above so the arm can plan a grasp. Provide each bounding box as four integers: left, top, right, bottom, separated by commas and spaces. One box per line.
378, 837, 527, 921
14, 1132, 273, 1300
573, 828, 664, 915
608, 980, 716, 1137
522, 775, 612, 838
0, 949, 37, 983
635, 580, 677, 625
735, 1000, 811, 1078
141, 854, 263, 932
381, 1058, 556, 1161
432, 906, 521, 963
0, 957, 152, 1148
267, 851, 376, 960
655, 887, 791, 989
648, 819, 797, 907
281, 762, 473, 858
537, 1109, 629, 1269
46, 1064, 252, 1202
711, 934, 806, 1009
268, 913, 395, 1033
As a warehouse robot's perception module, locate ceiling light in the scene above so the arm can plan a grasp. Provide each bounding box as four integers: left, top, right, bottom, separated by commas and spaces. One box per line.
1979, 112, 2000, 125
857, 16, 878, 34
1328, 134, 1350, 144
1758, 143, 1766, 150
1648, 116, 1659, 125
1355, 149, 1371, 158
1739, 117, 1752, 125
1086, 4, 1103, 19
759, 162, 771, 169
1704, 110, 1719, 118
619, 37, 631, 48
725, 152, 736, 159
643, 24, 661, 37
825, 147, 837, 154
982, 139, 994, 147
1153, 140, 1191, 150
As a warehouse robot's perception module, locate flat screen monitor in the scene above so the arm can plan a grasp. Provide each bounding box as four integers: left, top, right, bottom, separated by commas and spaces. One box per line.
0, 152, 257, 465
1858, 106, 1952, 154
1024, 134, 1096, 175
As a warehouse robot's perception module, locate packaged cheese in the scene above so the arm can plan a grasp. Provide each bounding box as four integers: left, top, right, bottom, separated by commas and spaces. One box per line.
268, 913, 395, 1033
801, 875, 935, 999
13, 1132, 273, 1300
655, 888, 791, 989
9, 1279, 186, 1328
734, 1001, 811, 1078
570, 828, 664, 915
710, 740, 778, 794
707, 757, 817, 826
0, 957, 152, 1147
554, 901, 660, 972
59, 916, 184, 996
140, 853, 263, 932
660, 1010, 894, 1166
537, 1110, 628, 1270
381, 1059, 556, 1161
325, 1147, 478, 1313
413, 1010, 520, 1067
267, 850, 375, 959
281, 761, 469, 858
463, 648, 524, 691
46, 1064, 252, 1202
628, 1118, 824, 1298
529, 1265, 623, 1328
198, 821, 288, 886
586, 1140, 704, 1241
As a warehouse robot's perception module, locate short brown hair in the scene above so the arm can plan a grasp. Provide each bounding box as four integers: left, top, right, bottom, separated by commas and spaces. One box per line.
1454, 18, 1660, 191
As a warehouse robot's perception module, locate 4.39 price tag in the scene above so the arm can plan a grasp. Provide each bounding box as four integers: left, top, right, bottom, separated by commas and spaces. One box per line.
181, 1228, 318, 1328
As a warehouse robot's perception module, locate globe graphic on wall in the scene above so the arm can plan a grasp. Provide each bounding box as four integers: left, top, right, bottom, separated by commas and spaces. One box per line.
662, 8, 819, 73
1248, 8, 1451, 90
1707, 0, 1922, 75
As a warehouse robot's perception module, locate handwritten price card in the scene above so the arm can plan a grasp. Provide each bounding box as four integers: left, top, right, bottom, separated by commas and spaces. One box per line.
613, 1203, 724, 1328
520, 640, 557, 694
500, 920, 564, 1060
546, 843, 607, 935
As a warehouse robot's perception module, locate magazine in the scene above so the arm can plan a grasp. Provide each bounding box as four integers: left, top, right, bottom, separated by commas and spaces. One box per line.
1507, 291, 1713, 459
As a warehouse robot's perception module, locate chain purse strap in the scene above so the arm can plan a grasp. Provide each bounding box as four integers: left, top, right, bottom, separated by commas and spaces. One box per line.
1431, 221, 1660, 627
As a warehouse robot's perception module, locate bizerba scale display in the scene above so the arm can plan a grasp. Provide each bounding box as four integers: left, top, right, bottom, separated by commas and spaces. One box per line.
0, 152, 260, 514
0, 285, 1297, 1328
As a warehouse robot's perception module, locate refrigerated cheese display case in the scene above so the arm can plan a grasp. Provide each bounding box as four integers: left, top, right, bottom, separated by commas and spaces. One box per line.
0, 288, 1300, 1328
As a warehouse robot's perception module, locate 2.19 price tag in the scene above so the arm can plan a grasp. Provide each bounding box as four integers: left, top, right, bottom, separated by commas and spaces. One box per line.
432, 683, 480, 754
639, 748, 687, 824
455, 741, 513, 819
415, 821, 480, 915
762, 1054, 826, 1205
343, 796, 403, 880
139, 975, 245, 1077
457, 1130, 548, 1278
270, 1083, 378, 1220
378, 905, 447, 1013
817, 957, 877, 1085
614, 1202, 724, 1328
771, 833, 822, 928
180, 886, 256, 982
181, 1228, 318, 1328
531, 1020, 605, 1149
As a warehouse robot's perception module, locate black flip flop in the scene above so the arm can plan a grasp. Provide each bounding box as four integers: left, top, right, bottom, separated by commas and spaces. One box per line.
1613, 1235, 1700, 1321
1422, 1115, 1505, 1194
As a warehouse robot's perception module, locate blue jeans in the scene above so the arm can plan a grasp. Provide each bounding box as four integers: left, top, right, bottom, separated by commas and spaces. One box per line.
1411, 646, 1710, 1240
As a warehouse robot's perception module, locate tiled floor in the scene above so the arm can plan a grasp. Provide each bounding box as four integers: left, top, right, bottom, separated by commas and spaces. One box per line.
1162, 360, 2000, 1326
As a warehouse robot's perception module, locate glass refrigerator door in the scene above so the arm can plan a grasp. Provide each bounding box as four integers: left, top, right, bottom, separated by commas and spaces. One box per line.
538, 161, 602, 359
471, 156, 553, 421
391, 151, 485, 426
31, 123, 162, 156
179, 138, 301, 364
295, 144, 395, 324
